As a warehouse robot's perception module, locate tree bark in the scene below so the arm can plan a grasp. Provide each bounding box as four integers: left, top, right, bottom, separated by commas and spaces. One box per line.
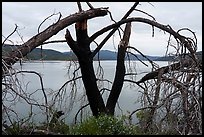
106, 23, 131, 115
65, 20, 106, 116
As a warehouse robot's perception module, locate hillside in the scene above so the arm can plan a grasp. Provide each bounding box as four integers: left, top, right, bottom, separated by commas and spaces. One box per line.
2, 44, 202, 61
63, 50, 161, 61
26, 48, 71, 60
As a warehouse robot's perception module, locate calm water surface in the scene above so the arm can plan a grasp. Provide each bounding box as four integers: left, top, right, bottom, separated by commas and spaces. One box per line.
5, 60, 168, 124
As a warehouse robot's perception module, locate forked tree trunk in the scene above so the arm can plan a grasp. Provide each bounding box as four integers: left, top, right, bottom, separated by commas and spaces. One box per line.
65, 21, 132, 116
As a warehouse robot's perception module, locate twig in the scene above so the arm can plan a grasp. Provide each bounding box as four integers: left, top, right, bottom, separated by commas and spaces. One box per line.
2, 24, 18, 45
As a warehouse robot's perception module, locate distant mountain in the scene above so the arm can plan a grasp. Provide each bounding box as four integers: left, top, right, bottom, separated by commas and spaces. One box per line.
154, 55, 175, 61
26, 48, 71, 60
2, 44, 202, 61
154, 51, 202, 61
94, 50, 117, 60
63, 50, 160, 61
2, 45, 70, 60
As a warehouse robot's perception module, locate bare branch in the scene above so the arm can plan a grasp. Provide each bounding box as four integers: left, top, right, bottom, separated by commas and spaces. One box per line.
128, 106, 157, 123
134, 9, 156, 21
51, 76, 82, 106
86, 2, 95, 9
37, 12, 62, 34
16, 28, 25, 44
2, 24, 18, 45
126, 51, 149, 67
91, 2, 139, 58
124, 79, 145, 90
90, 17, 196, 59
126, 46, 154, 64
74, 103, 89, 124
77, 2, 82, 12
177, 28, 197, 51
2, 8, 108, 68
42, 40, 66, 45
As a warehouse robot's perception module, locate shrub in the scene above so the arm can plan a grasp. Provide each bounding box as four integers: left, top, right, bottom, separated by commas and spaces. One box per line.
70, 114, 140, 135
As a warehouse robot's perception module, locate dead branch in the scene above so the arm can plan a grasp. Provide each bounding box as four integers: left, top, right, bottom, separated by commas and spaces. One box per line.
134, 9, 156, 21
124, 79, 145, 90
51, 76, 82, 106
74, 103, 89, 124
2, 8, 108, 70
86, 2, 95, 10
145, 68, 164, 131
3, 70, 49, 123
42, 40, 66, 45
126, 47, 153, 65
18, 71, 49, 123
137, 54, 201, 84
77, 2, 82, 12
38, 12, 62, 34
2, 24, 18, 45
90, 17, 197, 60
91, 2, 139, 58
128, 105, 158, 124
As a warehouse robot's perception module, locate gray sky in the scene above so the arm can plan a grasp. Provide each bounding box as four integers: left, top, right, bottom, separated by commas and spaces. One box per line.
2, 2, 202, 56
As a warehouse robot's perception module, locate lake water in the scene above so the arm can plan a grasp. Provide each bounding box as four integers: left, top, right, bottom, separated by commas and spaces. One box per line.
3, 60, 169, 125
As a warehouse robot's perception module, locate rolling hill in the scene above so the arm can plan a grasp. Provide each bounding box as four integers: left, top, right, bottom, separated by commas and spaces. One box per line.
2, 44, 202, 61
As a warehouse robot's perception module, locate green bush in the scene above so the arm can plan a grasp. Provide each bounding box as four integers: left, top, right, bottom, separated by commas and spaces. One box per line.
3, 114, 143, 135
70, 114, 140, 135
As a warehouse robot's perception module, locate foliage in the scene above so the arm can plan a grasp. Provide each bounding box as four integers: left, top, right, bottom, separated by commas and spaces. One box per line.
70, 114, 141, 135
4, 113, 197, 135
3, 115, 143, 135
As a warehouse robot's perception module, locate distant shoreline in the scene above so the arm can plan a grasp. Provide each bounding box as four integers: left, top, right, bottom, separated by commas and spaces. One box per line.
3, 44, 202, 62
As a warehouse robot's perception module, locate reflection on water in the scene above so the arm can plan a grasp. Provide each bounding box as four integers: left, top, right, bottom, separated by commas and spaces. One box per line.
4, 60, 168, 124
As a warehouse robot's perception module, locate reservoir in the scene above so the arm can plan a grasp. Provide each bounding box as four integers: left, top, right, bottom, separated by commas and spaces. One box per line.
3, 60, 169, 125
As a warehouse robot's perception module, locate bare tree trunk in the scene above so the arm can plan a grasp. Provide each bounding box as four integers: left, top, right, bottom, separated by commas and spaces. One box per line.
65, 20, 106, 116
79, 59, 107, 116
106, 23, 131, 115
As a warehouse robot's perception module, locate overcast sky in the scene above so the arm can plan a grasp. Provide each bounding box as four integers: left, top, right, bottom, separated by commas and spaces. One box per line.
2, 2, 202, 56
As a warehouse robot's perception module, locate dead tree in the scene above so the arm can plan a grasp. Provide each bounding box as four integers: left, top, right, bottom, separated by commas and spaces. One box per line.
2, 2, 201, 134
